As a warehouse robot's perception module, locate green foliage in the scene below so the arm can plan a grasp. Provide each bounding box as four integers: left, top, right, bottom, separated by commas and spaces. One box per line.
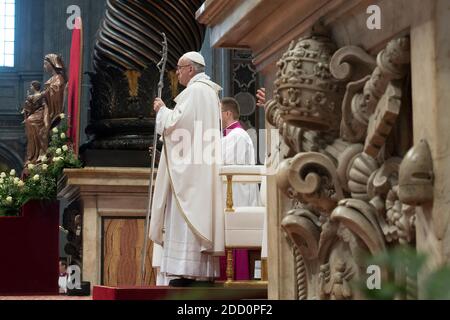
0, 114, 82, 216
424, 266, 450, 299
359, 245, 450, 300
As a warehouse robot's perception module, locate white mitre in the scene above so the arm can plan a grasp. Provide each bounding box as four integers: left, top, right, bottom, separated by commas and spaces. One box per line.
182, 51, 206, 66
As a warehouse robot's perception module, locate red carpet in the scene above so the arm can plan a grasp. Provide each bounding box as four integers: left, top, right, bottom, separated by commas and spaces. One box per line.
93, 286, 267, 301
0, 295, 91, 300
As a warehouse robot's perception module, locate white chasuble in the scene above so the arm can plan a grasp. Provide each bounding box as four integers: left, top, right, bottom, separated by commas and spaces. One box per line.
149, 73, 224, 281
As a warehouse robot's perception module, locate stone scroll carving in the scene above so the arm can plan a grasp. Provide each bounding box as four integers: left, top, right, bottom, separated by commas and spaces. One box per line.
338, 37, 410, 143
268, 29, 435, 300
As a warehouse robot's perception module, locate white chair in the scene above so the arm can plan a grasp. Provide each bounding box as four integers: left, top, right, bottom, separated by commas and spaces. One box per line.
220, 165, 267, 283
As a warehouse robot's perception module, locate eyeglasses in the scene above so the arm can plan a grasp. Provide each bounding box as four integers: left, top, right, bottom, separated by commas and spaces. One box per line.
176, 64, 191, 71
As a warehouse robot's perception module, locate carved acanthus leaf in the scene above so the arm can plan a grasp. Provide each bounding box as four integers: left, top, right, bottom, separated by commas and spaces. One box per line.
317, 220, 339, 262
281, 208, 321, 259
331, 199, 386, 254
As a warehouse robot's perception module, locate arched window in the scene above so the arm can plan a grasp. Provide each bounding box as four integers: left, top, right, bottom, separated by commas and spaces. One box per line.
0, 0, 15, 67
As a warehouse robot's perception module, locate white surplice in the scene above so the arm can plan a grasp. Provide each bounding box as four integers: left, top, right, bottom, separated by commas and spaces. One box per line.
149, 73, 224, 285
222, 126, 261, 207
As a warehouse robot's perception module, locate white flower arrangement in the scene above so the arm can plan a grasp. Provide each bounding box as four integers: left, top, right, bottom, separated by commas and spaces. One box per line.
1, 115, 82, 215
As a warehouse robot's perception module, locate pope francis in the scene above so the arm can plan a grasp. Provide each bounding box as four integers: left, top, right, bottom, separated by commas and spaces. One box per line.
150, 52, 224, 287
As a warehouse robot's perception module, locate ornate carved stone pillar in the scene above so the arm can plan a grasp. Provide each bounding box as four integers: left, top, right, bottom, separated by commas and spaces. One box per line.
198, 0, 448, 300
273, 32, 419, 300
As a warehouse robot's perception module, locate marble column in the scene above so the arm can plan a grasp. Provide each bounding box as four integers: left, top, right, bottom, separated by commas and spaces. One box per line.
410, 0, 450, 297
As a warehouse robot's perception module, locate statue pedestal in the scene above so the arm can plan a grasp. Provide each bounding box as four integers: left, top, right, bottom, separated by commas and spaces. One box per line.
0, 200, 59, 295
58, 167, 156, 288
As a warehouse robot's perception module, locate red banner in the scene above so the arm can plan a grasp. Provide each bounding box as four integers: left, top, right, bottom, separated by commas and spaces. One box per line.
67, 17, 83, 156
